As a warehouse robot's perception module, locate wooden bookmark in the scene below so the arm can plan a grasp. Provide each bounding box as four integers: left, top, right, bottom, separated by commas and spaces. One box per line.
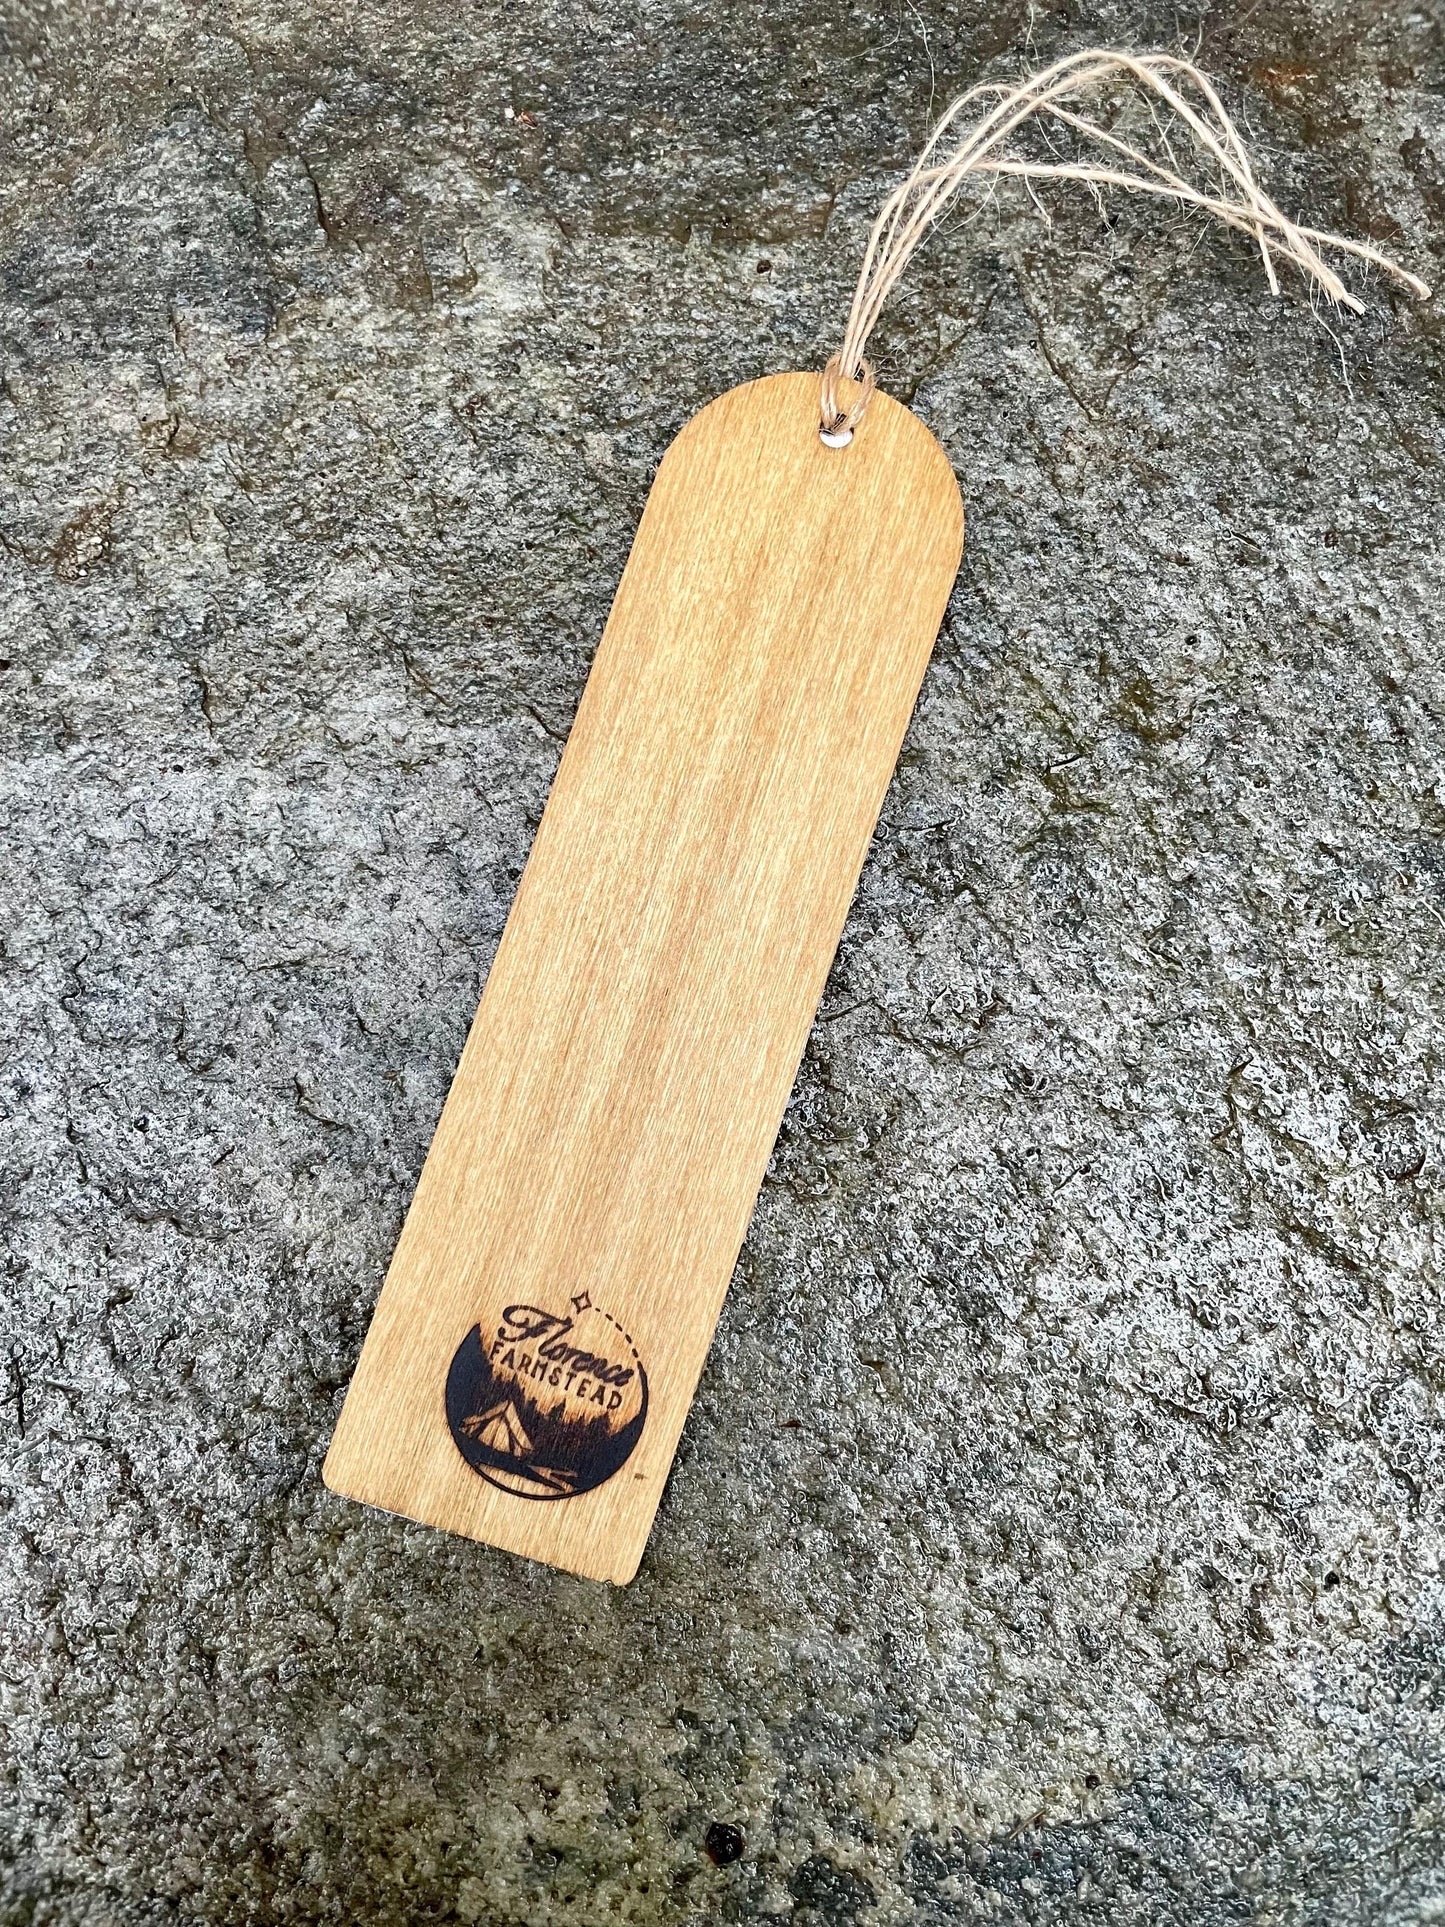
321, 43, 1427, 1583
324, 371, 962, 1580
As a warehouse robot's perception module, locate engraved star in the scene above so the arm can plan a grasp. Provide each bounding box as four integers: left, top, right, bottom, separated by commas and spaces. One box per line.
570, 1289, 592, 1315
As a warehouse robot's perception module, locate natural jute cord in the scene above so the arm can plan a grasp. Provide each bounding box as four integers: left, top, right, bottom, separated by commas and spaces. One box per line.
820, 48, 1432, 440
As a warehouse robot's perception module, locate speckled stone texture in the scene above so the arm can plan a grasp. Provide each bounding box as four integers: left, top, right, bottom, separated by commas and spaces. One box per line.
2, 0, 1444, 1920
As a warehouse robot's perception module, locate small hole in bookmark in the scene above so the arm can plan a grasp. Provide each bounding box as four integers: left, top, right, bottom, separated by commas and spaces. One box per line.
819, 426, 853, 449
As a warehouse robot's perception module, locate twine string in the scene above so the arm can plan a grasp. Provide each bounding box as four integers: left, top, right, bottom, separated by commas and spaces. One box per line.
820, 48, 1432, 438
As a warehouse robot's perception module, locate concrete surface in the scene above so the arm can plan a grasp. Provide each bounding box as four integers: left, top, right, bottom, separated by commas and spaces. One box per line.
2, 0, 1445, 1919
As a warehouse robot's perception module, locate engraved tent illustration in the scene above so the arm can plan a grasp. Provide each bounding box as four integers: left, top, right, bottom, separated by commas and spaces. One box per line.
463, 1400, 534, 1462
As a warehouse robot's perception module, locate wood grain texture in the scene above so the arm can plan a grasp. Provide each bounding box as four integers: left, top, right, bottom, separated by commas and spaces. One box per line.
323, 371, 963, 1582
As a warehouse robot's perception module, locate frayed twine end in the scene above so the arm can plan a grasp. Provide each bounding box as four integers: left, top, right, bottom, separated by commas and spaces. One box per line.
822, 48, 1432, 435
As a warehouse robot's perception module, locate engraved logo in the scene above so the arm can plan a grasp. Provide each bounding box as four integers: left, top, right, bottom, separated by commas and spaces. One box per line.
446, 1291, 648, 1501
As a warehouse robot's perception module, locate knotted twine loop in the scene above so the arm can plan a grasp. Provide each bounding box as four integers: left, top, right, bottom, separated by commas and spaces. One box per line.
820, 47, 1432, 439
819, 352, 877, 444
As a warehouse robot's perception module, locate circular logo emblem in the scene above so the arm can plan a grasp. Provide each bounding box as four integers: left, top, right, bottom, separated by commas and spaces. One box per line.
446, 1292, 648, 1501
